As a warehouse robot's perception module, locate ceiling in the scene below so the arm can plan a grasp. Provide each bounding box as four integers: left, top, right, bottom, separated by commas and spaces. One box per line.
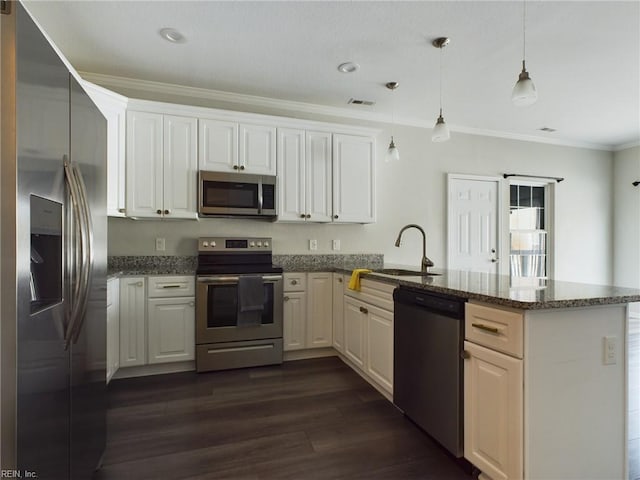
25, 0, 640, 150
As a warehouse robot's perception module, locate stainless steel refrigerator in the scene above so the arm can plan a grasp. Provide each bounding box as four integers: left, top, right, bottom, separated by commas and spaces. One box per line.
1, 2, 107, 478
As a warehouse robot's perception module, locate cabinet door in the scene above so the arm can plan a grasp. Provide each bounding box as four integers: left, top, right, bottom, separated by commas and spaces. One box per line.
332, 274, 345, 353
332, 134, 376, 223
307, 272, 333, 348
199, 118, 238, 172
276, 128, 306, 222
239, 123, 276, 175
464, 341, 523, 480
163, 115, 198, 219
126, 111, 163, 218
366, 305, 393, 393
283, 291, 306, 351
119, 277, 146, 367
147, 297, 195, 364
106, 277, 120, 382
305, 131, 332, 223
343, 296, 366, 369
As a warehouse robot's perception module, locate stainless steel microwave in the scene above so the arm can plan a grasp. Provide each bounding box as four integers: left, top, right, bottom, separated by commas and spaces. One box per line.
198, 171, 277, 218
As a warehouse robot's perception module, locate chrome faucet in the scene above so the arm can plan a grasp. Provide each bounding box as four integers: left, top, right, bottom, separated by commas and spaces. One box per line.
394, 224, 434, 273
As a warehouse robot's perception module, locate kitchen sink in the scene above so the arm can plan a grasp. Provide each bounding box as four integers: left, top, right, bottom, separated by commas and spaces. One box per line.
376, 268, 442, 277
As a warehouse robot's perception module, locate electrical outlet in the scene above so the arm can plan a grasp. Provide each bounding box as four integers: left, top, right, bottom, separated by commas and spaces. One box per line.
155, 237, 166, 252
309, 239, 318, 251
332, 239, 341, 251
603, 335, 617, 365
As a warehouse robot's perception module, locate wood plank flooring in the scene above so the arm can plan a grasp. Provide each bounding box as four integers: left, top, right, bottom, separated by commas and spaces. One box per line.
94, 357, 473, 480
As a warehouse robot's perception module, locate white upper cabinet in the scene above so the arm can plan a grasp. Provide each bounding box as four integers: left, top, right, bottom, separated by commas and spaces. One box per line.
198, 119, 276, 175
126, 110, 197, 219
82, 81, 127, 217
276, 129, 332, 222
198, 118, 238, 172
332, 134, 376, 224
239, 123, 277, 175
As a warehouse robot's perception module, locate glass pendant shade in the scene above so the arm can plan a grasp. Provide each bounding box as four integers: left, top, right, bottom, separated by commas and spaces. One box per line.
512, 61, 537, 106
386, 137, 400, 162
431, 111, 450, 142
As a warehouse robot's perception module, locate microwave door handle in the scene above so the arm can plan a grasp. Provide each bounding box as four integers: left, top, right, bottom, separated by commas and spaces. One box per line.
257, 179, 263, 214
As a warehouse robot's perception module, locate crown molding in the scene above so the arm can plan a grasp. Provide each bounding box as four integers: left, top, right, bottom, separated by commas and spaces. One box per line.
81, 71, 617, 152
613, 140, 640, 152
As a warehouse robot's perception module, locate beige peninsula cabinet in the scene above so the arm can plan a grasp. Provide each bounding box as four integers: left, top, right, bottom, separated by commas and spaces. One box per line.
462, 300, 629, 480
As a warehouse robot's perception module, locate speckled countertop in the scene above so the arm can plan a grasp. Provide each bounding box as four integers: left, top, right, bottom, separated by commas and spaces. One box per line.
362, 268, 640, 310
107, 255, 640, 310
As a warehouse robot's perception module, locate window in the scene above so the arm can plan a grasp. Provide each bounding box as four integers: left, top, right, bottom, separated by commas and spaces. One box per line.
509, 182, 551, 287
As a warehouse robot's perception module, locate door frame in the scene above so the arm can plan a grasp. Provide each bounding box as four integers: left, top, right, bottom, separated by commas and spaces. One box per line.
447, 173, 507, 275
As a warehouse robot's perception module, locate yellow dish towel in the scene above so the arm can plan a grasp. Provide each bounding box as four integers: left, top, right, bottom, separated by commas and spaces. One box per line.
348, 269, 372, 291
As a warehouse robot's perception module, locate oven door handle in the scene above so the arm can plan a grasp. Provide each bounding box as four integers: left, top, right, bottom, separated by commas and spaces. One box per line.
197, 275, 283, 284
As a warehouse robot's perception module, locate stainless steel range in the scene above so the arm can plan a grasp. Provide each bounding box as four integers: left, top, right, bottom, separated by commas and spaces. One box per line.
195, 237, 283, 372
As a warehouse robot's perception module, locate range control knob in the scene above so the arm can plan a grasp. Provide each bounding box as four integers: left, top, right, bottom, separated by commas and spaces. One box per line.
211, 241, 216, 247
264, 241, 269, 248
257, 241, 263, 247
202, 241, 209, 248
249, 241, 256, 247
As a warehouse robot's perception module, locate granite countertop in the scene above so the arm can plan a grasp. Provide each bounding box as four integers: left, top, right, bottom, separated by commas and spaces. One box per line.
361, 267, 640, 310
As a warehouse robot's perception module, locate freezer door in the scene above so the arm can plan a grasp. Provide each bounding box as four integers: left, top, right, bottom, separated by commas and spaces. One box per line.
14, 2, 70, 478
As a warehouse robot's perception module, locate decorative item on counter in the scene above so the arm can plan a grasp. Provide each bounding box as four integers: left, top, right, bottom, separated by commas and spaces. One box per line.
348, 268, 372, 291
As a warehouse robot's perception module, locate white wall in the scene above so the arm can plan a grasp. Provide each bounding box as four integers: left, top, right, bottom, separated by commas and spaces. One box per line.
106, 84, 615, 284
613, 145, 640, 288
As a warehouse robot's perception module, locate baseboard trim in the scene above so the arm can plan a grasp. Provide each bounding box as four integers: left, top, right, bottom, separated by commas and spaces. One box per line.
112, 361, 195, 380
284, 347, 337, 362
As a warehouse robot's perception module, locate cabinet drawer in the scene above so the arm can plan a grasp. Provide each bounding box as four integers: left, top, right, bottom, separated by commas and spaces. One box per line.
283, 273, 306, 292
148, 275, 195, 298
465, 303, 523, 358
346, 278, 395, 312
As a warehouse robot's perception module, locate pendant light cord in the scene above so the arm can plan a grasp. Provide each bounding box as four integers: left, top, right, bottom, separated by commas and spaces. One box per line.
522, 0, 527, 62
439, 44, 444, 114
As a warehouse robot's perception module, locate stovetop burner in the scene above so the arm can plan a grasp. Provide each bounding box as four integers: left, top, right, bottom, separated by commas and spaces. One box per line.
196, 236, 282, 275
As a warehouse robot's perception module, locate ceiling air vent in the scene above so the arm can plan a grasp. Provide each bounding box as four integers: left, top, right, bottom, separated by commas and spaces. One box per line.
348, 98, 375, 106
539, 127, 557, 132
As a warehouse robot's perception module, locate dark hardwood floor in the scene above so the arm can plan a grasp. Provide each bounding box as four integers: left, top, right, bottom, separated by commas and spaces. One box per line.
95, 357, 473, 480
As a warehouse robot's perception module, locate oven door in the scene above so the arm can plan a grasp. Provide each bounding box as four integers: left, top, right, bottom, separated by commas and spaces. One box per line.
196, 274, 283, 344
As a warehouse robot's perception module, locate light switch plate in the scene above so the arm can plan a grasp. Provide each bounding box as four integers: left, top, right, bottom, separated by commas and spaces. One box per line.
309, 239, 318, 251
155, 237, 166, 252
603, 335, 617, 365
332, 239, 341, 251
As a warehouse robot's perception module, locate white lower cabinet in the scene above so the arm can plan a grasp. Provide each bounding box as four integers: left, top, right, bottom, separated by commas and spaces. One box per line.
106, 277, 120, 382
118, 275, 195, 373
283, 272, 332, 351
464, 341, 523, 480
342, 279, 394, 395
332, 273, 346, 353
147, 297, 195, 364
119, 277, 146, 368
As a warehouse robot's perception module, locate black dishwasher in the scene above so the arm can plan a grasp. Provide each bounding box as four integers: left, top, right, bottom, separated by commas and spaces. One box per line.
393, 286, 467, 457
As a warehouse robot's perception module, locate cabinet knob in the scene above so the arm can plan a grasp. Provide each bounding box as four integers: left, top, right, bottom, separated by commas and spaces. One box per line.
333, 215, 339, 219
164, 209, 170, 215
118, 208, 126, 213
338, 277, 343, 283
189, 301, 195, 307
290, 280, 298, 285
233, 165, 239, 170
156, 209, 162, 215
239, 165, 245, 170
284, 296, 290, 302
491, 258, 499, 263
300, 214, 306, 219
136, 281, 143, 287
359, 306, 368, 314
461, 350, 471, 360
305, 214, 311, 219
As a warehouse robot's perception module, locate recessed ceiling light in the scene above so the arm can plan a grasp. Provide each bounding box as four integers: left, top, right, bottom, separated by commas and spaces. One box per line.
337, 62, 360, 74
159, 28, 186, 44
539, 127, 557, 132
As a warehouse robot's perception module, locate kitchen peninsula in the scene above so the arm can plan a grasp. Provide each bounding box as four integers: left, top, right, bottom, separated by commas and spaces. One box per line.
367, 267, 639, 480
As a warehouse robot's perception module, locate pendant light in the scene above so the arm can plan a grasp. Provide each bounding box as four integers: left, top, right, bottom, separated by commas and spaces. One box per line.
385, 82, 400, 162
512, 0, 537, 106
432, 37, 450, 143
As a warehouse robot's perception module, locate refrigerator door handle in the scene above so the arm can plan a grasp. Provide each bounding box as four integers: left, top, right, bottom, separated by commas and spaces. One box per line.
63, 159, 93, 347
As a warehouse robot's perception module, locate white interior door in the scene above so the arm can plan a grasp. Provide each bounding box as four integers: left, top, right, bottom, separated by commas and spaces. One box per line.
448, 174, 501, 274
